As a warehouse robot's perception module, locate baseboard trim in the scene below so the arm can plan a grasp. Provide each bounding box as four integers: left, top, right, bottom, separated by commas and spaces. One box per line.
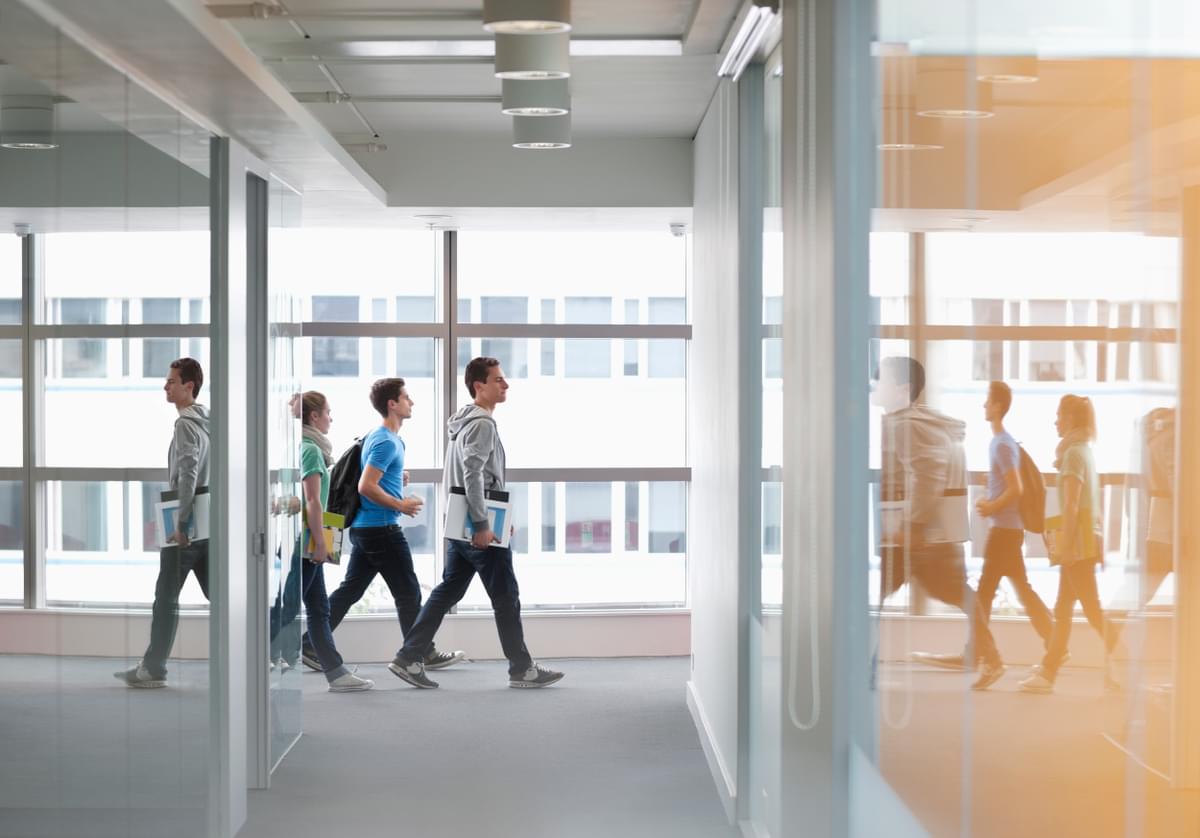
686, 679, 737, 824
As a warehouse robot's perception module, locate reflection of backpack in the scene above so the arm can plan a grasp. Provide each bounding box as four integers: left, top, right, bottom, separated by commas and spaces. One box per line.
327, 437, 365, 527
1017, 445, 1046, 534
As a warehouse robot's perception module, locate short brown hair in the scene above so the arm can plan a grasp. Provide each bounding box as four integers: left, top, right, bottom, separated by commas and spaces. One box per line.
369, 378, 407, 418
301, 391, 328, 427
170, 357, 204, 399
988, 381, 1012, 419
464, 356, 500, 400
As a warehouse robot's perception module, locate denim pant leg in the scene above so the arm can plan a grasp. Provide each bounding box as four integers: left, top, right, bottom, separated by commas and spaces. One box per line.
913, 542, 1000, 665
474, 544, 533, 676
270, 540, 304, 661
324, 529, 382, 631
373, 526, 424, 638
143, 545, 189, 678
302, 559, 346, 681
399, 539, 478, 662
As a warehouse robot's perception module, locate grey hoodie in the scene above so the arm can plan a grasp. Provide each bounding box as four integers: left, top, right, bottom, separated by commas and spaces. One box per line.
169, 403, 211, 528
444, 404, 506, 530
880, 404, 966, 527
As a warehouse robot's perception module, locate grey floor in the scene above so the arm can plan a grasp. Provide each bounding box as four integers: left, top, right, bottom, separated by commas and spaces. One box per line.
0, 655, 209, 838
241, 657, 738, 838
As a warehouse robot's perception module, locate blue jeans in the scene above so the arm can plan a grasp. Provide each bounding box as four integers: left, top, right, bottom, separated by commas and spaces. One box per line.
301, 557, 347, 682
142, 541, 210, 679
268, 541, 303, 664
398, 539, 532, 676
304, 525, 431, 655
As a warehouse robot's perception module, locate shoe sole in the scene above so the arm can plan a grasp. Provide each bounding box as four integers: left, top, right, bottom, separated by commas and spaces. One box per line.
911, 656, 970, 671
424, 651, 467, 671
509, 673, 565, 689
300, 656, 323, 672
387, 662, 438, 689
1018, 683, 1054, 694
329, 681, 375, 693
971, 667, 1006, 691
114, 673, 166, 689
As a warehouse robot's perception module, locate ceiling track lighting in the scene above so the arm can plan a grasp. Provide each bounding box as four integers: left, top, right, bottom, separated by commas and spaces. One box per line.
494, 31, 570, 79
0, 94, 58, 150
512, 113, 570, 149
483, 0, 571, 34
501, 78, 569, 116
717, 1, 778, 82
342, 141, 388, 152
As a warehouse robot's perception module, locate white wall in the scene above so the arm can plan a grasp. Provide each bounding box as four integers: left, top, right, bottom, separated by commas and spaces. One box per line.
687, 80, 742, 822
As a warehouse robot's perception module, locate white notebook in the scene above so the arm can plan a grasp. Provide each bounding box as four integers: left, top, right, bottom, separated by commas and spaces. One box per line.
444, 487, 511, 548
155, 487, 210, 545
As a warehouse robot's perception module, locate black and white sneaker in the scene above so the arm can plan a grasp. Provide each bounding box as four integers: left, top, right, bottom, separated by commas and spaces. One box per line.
509, 663, 564, 689
388, 658, 439, 689
300, 646, 323, 672
424, 649, 466, 670
114, 664, 166, 689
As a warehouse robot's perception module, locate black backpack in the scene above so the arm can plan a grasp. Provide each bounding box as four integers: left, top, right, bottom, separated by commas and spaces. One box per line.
327, 437, 365, 527
1017, 445, 1046, 534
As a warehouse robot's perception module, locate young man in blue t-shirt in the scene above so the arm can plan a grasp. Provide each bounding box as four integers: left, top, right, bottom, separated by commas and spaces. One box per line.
973, 381, 1053, 686
308, 378, 464, 671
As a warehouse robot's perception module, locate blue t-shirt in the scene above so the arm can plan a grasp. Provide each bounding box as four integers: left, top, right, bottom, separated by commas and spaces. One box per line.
986, 430, 1023, 530
353, 425, 406, 527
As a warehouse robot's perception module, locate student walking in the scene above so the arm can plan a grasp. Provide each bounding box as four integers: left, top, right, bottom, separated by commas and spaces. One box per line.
974, 382, 1054, 663
1019, 395, 1118, 694
388, 357, 563, 689
296, 392, 373, 692
116, 358, 210, 688
303, 378, 463, 671
872, 356, 1004, 691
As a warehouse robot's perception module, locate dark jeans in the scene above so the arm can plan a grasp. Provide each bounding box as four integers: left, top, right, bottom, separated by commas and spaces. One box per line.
881, 541, 1000, 665
301, 557, 347, 681
1040, 560, 1116, 681
142, 541, 210, 679
303, 525, 431, 655
977, 527, 1054, 646
268, 541, 303, 664
398, 539, 532, 676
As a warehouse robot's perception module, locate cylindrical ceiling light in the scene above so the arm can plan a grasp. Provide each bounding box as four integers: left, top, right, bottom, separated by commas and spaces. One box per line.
502, 78, 570, 116
976, 56, 1039, 84
915, 69, 993, 119
0, 95, 58, 150
513, 113, 570, 149
495, 31, 570, 79
483, 0, 571, 33
878, 107, 944, 150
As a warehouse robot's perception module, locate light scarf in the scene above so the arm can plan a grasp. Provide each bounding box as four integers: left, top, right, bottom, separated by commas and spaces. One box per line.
1053, 427, 1091, 471
301, 424, 334, 466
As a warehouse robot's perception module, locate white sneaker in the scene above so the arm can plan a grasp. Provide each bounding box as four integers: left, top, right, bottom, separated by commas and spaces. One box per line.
1018, 673, 1054, 694
328, 672, 374, 692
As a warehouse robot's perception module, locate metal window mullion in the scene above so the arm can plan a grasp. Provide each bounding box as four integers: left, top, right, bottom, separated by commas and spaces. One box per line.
877, 324, 1179, 343
442, 229, 456, 611
29, 324, 210, 339
33, 467, 169, 482
300, 322, 445, 338
22, 234, 46, 609
453, 323, 692, 339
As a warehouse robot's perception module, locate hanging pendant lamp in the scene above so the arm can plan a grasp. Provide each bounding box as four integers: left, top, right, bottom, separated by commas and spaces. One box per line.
512, 113, 571, 149
494, 31, 570, 79
483, 0, 571, 34
501, 78, 570, 116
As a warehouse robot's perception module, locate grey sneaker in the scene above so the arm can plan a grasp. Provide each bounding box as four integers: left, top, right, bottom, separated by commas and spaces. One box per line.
114, 665, 166, 689
388, 658, 439, 689
300, 647, 323, 672
910, 652, 970, 671
971, 660, 1006, 691
328, 672, 375, 693
1018, 672, 1054, 694
424, 649, 466, 670
509, 663, 564, 689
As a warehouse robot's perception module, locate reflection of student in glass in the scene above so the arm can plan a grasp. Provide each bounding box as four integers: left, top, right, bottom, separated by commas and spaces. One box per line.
115, 358, 210, 688
873, 357, 1003, 691
388, 357, 563, 689
290, 392, 373, 692
1019, 395, 1119, 694
974, 382, 1053, 661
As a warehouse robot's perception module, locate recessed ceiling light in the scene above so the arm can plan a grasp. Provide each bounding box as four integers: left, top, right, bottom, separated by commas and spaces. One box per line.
917, 109, 994, 119
414, 214, 453, 221
878, 142, 943, 150
977, 74, 1038, 84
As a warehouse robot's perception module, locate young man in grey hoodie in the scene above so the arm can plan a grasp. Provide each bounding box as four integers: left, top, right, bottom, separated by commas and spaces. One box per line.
388, 357, 563, 689
116, 358, 210, 688
873, 357, 1004, 690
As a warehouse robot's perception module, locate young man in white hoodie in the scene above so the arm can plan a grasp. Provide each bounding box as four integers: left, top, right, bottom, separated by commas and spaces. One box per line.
388, 357, 563, 689
116, 358, 211, 688
873, 356, 1004, 691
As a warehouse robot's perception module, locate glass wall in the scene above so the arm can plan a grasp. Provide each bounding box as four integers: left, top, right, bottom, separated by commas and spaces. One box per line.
857, 2, 1197, 835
